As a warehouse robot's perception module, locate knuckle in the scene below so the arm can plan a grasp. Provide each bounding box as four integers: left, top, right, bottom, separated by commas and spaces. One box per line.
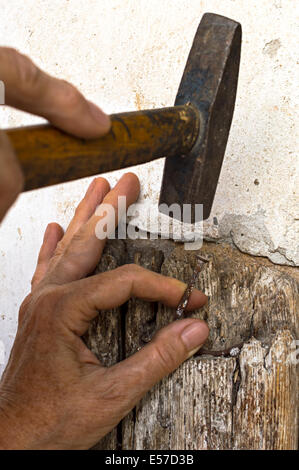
24, 287, 64, 333
99, 371, 129, 404
12, 50, 41, 93
34, 287, 62, 313
65, 231, 85, 253
118, 263, 143, 279
0, 46, 19, 66
51, 232, 85, 273
0, 46, 19, 57
54, 239, 66, 257
57, 80, 82, 110
50, 231, 86, 272
152, 341, 178, 374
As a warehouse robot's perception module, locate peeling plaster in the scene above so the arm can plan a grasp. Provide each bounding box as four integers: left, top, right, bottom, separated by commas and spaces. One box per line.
263, 39, 281, 58
218, 209, 297, 266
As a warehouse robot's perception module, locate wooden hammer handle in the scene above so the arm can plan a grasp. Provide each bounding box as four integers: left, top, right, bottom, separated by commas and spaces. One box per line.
5, 105, 199, 191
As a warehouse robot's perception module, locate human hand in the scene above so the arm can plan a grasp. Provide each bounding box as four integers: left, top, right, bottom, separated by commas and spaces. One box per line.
0, 173, 209, 449
0, 46, 110, 222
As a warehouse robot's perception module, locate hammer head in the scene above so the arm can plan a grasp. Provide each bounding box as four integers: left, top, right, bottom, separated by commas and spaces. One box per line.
159, 13, 241, 222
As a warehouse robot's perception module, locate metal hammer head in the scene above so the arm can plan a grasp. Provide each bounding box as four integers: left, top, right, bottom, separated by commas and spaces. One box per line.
159, 13, 241, 222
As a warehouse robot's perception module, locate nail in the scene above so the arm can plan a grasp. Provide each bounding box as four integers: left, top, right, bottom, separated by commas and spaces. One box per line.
88, 102, 111, 129
187, 347, 202, 359
181, 321, 208, 354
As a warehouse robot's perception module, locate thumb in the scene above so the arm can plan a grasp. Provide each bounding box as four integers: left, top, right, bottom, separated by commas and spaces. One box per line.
0, 130, 23, 222
105, 318, 209, 411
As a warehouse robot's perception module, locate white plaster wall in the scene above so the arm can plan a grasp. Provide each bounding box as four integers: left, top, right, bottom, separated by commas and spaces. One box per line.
0, 0, 298, 375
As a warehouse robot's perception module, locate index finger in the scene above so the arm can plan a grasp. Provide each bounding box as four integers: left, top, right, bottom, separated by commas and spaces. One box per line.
0, 47, 110, 138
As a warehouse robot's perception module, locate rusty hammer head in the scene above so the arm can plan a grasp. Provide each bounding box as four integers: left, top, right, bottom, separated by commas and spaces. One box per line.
159, 13, 241, 222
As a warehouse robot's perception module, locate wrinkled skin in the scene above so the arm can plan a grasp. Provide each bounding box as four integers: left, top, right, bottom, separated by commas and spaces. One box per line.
0, 47, 209, 449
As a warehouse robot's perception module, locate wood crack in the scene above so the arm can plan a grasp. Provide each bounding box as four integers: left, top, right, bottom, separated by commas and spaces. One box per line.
86, 239, 298, 450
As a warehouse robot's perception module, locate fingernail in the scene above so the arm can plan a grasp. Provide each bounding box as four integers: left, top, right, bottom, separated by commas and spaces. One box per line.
88, 102, 111, 129
181, 321, 208, 353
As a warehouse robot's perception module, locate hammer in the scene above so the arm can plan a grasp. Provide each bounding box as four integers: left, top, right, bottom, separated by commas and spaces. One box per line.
5, 13, 241, 222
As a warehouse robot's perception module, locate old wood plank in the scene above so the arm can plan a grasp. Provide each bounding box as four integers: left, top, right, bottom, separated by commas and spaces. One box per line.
122, 357, 236, 450
84, 240, 126, 450
86, 239, 298, 450
233, 331, 298, 450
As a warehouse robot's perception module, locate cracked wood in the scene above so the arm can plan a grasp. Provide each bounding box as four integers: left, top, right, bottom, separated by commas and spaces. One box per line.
85, 239, 298, 450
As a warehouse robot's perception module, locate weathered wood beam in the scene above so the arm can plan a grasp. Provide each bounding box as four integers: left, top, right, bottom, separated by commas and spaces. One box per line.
86, 239, 298, 450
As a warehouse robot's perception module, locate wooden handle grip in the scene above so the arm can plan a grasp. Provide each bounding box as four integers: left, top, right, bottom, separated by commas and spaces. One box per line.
5, 105, 199, 191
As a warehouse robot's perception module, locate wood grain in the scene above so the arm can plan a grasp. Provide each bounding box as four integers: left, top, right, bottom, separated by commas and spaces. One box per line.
86, 239, 298, 450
